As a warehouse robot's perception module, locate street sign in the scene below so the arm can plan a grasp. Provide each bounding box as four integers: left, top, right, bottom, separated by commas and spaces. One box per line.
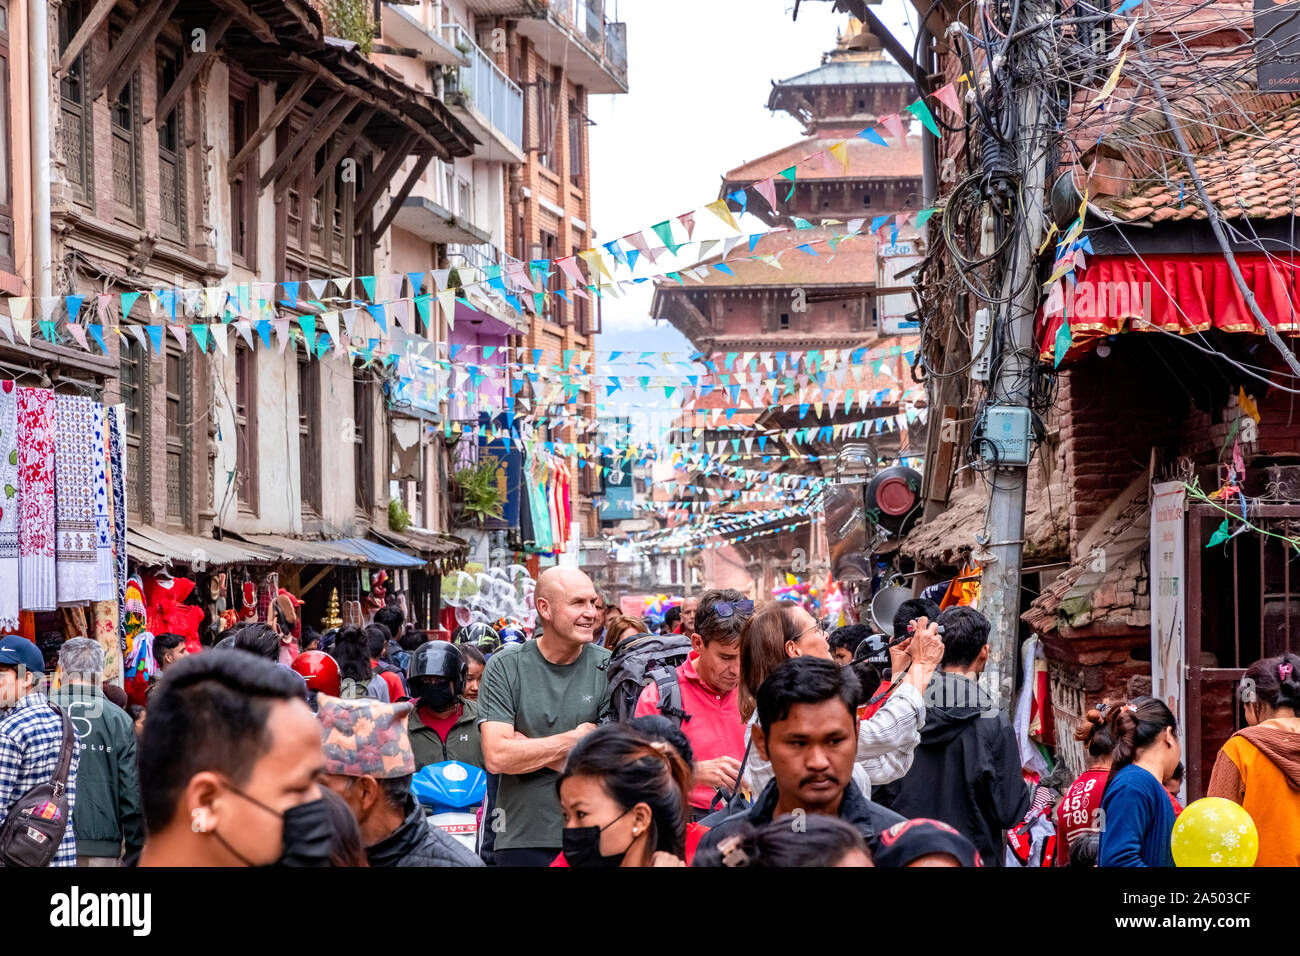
1256, 0, 1300, 91
877, 238, 922, 335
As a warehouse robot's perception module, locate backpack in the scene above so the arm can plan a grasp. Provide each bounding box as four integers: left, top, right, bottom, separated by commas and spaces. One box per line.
602, 634, 694, 725
0, 705, 76, 867
338, 674, 389, 702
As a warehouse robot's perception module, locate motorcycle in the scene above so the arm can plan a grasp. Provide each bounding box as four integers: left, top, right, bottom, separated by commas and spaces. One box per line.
411, 761, 487, 853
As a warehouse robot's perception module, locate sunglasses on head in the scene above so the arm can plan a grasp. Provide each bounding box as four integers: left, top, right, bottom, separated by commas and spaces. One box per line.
714, 600, 755, 619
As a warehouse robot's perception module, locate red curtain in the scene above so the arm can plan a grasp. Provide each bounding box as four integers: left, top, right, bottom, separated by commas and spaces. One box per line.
1037, 253, 1300, 361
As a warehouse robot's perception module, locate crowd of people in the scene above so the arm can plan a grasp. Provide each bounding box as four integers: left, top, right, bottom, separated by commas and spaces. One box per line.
1, 565, 1298, 868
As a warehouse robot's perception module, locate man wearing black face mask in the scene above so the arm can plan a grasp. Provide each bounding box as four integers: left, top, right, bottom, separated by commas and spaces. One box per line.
406, 641, 483, 772
137, 649, 335, 867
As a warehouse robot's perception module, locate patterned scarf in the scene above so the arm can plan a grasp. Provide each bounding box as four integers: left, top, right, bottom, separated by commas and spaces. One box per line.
53, 394, 98, 604
108, 405, 128, 650
16, 386, 56, 611
0, 381, 18, 630
92, 403, 114, 601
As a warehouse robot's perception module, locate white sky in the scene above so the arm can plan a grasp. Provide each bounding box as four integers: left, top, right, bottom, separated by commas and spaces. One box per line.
586, 0, 919, 442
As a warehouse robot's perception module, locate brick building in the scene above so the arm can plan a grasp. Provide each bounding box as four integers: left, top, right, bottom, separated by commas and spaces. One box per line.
892, 0, 1300, 796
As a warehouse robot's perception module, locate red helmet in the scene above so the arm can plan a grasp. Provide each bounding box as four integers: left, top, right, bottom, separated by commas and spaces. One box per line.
291, 651, 340, 697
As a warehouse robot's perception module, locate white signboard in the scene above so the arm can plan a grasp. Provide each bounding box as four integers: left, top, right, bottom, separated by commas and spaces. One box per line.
1150, 481, 1188, 771
877, 240, 921, 334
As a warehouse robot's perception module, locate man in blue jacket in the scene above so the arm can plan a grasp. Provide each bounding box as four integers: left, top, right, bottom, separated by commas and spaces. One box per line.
52, 638, 144, 866
873, 607, 1030, 865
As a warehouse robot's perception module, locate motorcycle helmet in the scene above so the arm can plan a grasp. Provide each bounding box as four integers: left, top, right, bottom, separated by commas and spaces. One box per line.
290, 650, 341, 697
457, 621, 500, 651
851, 633, 891, 667
408, 639, 468, 696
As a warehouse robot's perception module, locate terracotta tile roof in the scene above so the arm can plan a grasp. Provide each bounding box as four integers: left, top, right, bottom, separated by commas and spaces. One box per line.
1098, 98, 1300, 223
721, 133, 923, 185
1022, 492, 1150, 635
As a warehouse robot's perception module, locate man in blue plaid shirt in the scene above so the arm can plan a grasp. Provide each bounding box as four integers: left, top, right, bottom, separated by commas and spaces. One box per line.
0, 635, 79, 866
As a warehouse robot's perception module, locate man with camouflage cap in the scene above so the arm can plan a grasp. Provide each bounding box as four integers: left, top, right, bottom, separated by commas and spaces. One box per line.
318, 694, 481, 867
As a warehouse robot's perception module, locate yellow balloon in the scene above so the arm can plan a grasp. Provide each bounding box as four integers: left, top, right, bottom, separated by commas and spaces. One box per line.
1171, 797, 1258, 867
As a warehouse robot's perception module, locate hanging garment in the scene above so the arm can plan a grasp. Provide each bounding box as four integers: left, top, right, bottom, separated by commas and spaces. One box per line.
144, 574, 206, 654
92, 404, 114, 601
124, 631, 158, 708
0, 381, 19, 630
53, 394, 99, 604
91, 600, 123, 686
107, 406, 127, 650
16, 386, 57, 611
122, 574, 148, 664
60, 605, 88, 642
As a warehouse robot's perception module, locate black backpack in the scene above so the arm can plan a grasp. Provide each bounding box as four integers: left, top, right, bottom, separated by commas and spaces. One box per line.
602, 634, 694, 725
0, 704, 76, 867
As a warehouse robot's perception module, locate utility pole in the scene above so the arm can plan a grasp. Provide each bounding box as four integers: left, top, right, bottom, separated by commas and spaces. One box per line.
981, 2, 1057, 714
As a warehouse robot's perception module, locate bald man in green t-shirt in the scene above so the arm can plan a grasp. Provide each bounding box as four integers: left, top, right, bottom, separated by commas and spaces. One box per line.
478, 567, 611, 866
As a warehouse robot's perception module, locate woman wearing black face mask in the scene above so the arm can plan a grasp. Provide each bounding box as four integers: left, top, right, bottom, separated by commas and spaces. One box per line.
406, 640, 485, 772
554, 724, 693, 868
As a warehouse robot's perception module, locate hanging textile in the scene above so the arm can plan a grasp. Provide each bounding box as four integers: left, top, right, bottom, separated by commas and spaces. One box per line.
0, 381, 18, 630
53, 394, 98, 604
17, 386, 56, 611
92, 404, 114, 601
91, 600, 123, 686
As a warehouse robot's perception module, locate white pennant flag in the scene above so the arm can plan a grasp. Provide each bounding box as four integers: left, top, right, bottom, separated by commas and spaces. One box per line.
209, 323, 229, 356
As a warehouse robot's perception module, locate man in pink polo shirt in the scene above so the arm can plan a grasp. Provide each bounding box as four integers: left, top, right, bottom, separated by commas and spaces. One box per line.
634, 589, 750, 822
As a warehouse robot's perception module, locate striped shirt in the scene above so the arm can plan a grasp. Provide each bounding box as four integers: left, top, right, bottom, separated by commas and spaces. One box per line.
0, 692, 80, 866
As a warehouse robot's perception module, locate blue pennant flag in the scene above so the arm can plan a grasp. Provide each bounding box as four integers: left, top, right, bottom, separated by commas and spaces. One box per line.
281, 281, 299, 306
364, 302, 387, 332
858, 127, 889, 147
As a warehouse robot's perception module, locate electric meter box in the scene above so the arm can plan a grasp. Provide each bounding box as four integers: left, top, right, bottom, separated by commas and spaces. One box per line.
980, 406, 1033, 465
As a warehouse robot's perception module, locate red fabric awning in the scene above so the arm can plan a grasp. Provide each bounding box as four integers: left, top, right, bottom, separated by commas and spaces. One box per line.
1037, 253, 1300, 362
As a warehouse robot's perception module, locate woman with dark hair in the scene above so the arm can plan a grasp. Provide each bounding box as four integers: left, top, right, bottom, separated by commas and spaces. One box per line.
624, 714, 711, 864
553, 723, 692, 867
1098, 696, 1180, 867
692, 814, 871, 867
1055, 703, 1119, 866
332, 625, 389, 702
457, 643, 486, 702
319, 785, 369, 867
1208, 652, 1300, 866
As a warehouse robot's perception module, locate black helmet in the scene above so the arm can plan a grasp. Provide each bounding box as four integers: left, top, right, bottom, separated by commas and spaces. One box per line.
457, 621, 500, 650
407, 640, 467, 695
852, 633, 891, 666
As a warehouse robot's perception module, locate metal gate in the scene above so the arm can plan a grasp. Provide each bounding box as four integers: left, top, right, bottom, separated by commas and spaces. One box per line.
1185, 503, 1300, 798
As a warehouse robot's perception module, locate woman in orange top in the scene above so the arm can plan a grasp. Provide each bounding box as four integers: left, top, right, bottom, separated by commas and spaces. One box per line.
1208, 652, 1300, 867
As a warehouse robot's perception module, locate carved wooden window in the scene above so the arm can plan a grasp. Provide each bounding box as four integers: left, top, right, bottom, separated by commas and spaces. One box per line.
156, 46, 187, 244
164, 343, 191, 525
57, 0, 93, 205
297, 352, 321, 515
109, 21, 143, 224
235, 343, 258, 512
119, 340, 147, 520
229, 81, 257, 267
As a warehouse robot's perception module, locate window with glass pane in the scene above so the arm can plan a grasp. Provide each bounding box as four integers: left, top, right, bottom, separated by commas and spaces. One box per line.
568, 98, 583, 185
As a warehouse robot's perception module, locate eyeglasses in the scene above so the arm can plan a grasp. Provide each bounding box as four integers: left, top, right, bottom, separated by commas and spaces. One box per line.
713, 600, 755, 619
795, 618, 830, 642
